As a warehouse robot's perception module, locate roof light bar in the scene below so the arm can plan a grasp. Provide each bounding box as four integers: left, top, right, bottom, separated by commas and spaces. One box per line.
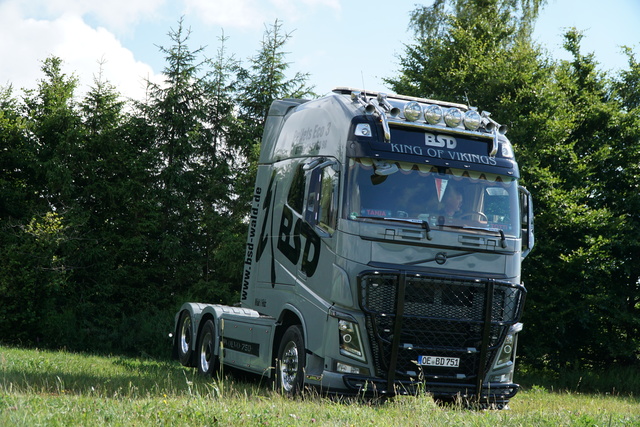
346, 88, 506, 137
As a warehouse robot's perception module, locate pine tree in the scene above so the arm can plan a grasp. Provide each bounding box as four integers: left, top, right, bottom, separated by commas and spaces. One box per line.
388, 2, 640, 368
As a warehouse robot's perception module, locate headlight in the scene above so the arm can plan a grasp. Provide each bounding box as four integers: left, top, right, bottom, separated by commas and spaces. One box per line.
403, 101, 422, 122
338, 319, 366, 362
444, 107, 463, 127
496, 334, 514, 367
494, 323, 522, 368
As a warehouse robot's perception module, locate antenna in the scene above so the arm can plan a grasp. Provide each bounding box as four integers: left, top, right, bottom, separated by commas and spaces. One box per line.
361, 71, 367, 96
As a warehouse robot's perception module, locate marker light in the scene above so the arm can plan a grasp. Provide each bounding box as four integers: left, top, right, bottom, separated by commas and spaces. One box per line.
403, 101, 422, 122
501, 141, 514, 158
444, 107, 463, 127
463, 110, 482, 131
424, 104, 443, 125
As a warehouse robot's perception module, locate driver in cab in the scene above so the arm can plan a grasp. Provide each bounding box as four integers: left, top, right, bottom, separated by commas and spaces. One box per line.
441, 186, 463, 219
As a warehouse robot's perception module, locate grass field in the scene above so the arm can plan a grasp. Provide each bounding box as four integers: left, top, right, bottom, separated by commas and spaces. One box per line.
1, 346, 638, 426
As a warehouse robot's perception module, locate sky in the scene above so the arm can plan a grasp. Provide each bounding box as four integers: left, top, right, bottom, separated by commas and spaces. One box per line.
1, 0, 639, 102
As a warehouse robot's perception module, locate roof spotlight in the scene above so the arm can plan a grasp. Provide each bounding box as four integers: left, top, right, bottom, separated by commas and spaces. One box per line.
424, 104, 443, 125
463, 110, 482, 131
443, 107, 463, 127
403, 101, 422, 122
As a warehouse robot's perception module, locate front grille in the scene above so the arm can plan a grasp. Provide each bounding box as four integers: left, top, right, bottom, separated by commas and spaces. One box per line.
359, 272, 525, 386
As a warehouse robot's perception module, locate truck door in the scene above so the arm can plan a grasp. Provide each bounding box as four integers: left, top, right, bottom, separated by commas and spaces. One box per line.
277, 158, 339, 282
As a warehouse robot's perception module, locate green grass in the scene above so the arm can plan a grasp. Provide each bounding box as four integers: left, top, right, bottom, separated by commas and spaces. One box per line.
519, 365, 640, 396
1, 346, 639, 426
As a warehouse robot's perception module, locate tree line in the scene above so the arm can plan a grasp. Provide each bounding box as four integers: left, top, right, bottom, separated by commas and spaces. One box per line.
0, 19, 314, 356
1, 1, 639, 371
387, 0, 640, 370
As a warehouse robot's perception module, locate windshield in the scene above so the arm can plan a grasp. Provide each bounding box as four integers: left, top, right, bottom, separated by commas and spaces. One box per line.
345, 158, 520, 237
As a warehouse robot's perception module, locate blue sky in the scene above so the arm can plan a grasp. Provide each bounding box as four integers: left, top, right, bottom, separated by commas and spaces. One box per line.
1, 0, 638, 101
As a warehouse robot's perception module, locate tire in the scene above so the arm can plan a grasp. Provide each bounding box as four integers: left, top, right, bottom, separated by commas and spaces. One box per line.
177, 311, 193, 366
276, 325, 305, 395
196, 319, 219, 377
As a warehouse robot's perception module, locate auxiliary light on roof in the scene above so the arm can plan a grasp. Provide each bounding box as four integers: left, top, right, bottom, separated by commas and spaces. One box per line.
424, 104, 443, 125
403, 101, 422, 122
443, 107, 463, 127
463, 110, 482, 131
347, 88, 508, 144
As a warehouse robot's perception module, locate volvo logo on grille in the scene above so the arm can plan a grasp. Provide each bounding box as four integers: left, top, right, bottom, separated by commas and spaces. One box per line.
435, 252, 447, 265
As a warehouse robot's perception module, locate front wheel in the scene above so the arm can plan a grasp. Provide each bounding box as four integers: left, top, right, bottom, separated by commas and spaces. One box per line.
196, 319, 219, 377
276, 325, 305, 395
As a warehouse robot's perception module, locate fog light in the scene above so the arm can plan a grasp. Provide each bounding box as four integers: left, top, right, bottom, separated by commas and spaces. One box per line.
337, 362, 360, 374
490, 374, 509, 383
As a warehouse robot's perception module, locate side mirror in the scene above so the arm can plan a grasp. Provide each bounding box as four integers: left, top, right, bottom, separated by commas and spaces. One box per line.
519, 186, 534, 258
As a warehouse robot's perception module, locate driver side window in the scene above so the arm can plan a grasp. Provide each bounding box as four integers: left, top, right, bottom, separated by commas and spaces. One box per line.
306, 162, 339, 234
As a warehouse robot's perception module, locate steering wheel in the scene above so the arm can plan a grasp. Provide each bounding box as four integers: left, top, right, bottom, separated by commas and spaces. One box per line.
459, 211, 488, 221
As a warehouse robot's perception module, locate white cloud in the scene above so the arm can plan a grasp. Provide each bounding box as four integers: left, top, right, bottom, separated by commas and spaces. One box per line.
183, 0, 266, 28
0, 1, 162, 101
183, 0, 340, 28
272, 0, 340, 10
15, 0, 166, 33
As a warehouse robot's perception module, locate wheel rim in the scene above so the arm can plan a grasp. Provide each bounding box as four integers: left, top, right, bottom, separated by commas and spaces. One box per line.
279, 341, 299, 392
200, 331, 213, 373
179, 316, 191, 355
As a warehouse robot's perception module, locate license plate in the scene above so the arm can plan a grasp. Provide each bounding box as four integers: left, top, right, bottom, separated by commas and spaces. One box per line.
418, 355, 460, 368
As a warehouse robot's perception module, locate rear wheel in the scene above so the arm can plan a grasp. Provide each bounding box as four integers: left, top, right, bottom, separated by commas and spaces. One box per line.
276, 325, 305, 394
196, 319, 219, 376
176, 311, 193, 366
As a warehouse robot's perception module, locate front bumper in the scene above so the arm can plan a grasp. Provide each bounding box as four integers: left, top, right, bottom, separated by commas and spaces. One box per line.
343, 374, 519, 402
310, 370, 518, 404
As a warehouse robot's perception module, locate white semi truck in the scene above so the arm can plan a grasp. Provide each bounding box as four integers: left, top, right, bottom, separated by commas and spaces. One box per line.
173, 87, 534, 406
